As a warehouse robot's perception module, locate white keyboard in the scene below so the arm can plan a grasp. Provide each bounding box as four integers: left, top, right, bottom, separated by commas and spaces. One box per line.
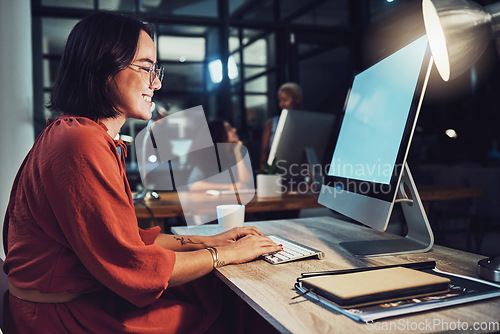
262, 235, 325, 264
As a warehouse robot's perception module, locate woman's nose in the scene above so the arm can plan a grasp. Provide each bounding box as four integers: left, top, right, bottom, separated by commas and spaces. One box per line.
151, 76, 162, 90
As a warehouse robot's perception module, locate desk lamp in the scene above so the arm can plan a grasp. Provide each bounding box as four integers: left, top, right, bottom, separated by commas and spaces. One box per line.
422, 0, 500, 282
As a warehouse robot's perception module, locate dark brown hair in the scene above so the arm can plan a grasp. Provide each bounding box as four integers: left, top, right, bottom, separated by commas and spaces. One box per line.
208, 119, 229, 143
48, 12, 153, 119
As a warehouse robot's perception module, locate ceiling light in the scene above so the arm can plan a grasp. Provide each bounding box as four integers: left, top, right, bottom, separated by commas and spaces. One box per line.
208, 56, 239, 84
228, 56, 239, 80
208, 60, 223, 83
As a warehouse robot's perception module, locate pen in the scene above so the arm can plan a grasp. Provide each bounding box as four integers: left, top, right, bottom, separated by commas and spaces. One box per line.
300, 261, 437, 279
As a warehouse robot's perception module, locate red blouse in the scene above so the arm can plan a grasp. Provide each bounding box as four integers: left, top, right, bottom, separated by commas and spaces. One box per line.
3, 117, 221, 333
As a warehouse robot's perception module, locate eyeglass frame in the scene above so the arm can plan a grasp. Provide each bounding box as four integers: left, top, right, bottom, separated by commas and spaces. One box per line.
129, 63, 164, 86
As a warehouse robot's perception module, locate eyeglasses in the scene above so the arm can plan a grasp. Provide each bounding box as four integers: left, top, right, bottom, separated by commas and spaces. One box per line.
129, 63, 164, 86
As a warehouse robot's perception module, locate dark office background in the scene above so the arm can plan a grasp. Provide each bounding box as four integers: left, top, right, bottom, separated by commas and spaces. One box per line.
31, 0, 500, 256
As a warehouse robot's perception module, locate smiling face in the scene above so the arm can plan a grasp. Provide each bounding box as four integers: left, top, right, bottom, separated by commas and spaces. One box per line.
109, 30, 162, 121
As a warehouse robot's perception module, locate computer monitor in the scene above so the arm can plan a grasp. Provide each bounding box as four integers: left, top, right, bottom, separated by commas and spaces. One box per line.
318, 35, 434, 257
267, 109, 337, 188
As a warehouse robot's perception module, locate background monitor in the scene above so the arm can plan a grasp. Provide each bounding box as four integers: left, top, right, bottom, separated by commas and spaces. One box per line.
318, 35, 434, 257
267, 109, 337, 187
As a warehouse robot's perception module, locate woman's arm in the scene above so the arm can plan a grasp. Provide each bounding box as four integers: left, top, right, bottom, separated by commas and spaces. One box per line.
155, 226, 281, 286
153, 226, 265, 251
168, 234, 282, 286
233, 142, 252, 187
154, 233, 210, 251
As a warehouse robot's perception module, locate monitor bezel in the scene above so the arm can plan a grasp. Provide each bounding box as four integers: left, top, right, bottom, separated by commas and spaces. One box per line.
323, 36, 432, 203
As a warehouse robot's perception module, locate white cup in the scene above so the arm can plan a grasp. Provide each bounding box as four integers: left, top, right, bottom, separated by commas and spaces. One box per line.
216, 204, 245, 231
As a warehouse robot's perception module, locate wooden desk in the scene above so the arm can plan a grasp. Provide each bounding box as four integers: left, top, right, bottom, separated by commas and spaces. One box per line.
418, 186, 483, 202
134, 192, 322, 219
134, 186, 483, 220
172, 217, 499, 334
416, 186, 483, 214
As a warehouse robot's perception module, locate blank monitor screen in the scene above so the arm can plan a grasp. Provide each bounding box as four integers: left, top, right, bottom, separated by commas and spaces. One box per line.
267, 109, 337, 181
319, 35, 432, 231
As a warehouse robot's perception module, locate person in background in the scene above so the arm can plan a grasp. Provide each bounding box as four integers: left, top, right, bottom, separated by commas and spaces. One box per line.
260, 82, 303, 169
209, 119, 240, 144
189, 119, 253, 192
2, 12, 281, 333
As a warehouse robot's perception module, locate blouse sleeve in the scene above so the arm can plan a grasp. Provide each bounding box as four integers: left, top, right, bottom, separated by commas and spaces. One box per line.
139, 226, 162, 246
40, 118, 175, 308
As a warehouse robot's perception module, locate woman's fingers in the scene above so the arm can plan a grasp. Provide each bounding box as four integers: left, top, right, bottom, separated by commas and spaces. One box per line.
239, 226, 264, 236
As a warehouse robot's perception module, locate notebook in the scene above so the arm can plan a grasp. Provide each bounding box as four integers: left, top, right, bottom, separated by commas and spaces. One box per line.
299, 266, 450, 308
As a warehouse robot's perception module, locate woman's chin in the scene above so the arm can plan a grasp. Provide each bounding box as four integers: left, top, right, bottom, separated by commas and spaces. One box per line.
136, 109, 152, 121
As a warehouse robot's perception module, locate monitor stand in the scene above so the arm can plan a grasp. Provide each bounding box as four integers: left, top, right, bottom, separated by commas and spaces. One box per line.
339, 163, 434, 257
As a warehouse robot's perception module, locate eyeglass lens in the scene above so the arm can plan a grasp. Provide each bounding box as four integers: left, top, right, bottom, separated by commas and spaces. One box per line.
150, 64, 164, 85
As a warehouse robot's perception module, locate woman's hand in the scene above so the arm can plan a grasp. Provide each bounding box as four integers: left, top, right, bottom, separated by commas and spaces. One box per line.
217, 234, 283, 266
208, 226, 264, 247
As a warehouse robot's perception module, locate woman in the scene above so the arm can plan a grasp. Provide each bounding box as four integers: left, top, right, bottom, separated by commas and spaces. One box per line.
260, 82, 303, 169
208, 119, 240, 144
2, 12, 281, 333
188, 119, 253, 192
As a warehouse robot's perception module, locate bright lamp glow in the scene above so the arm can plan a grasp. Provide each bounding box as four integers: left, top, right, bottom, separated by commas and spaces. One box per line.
422, 0, 450, 81
445, 129, 458, 138
209, 56, 239, 83
422, 0, 500, 82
